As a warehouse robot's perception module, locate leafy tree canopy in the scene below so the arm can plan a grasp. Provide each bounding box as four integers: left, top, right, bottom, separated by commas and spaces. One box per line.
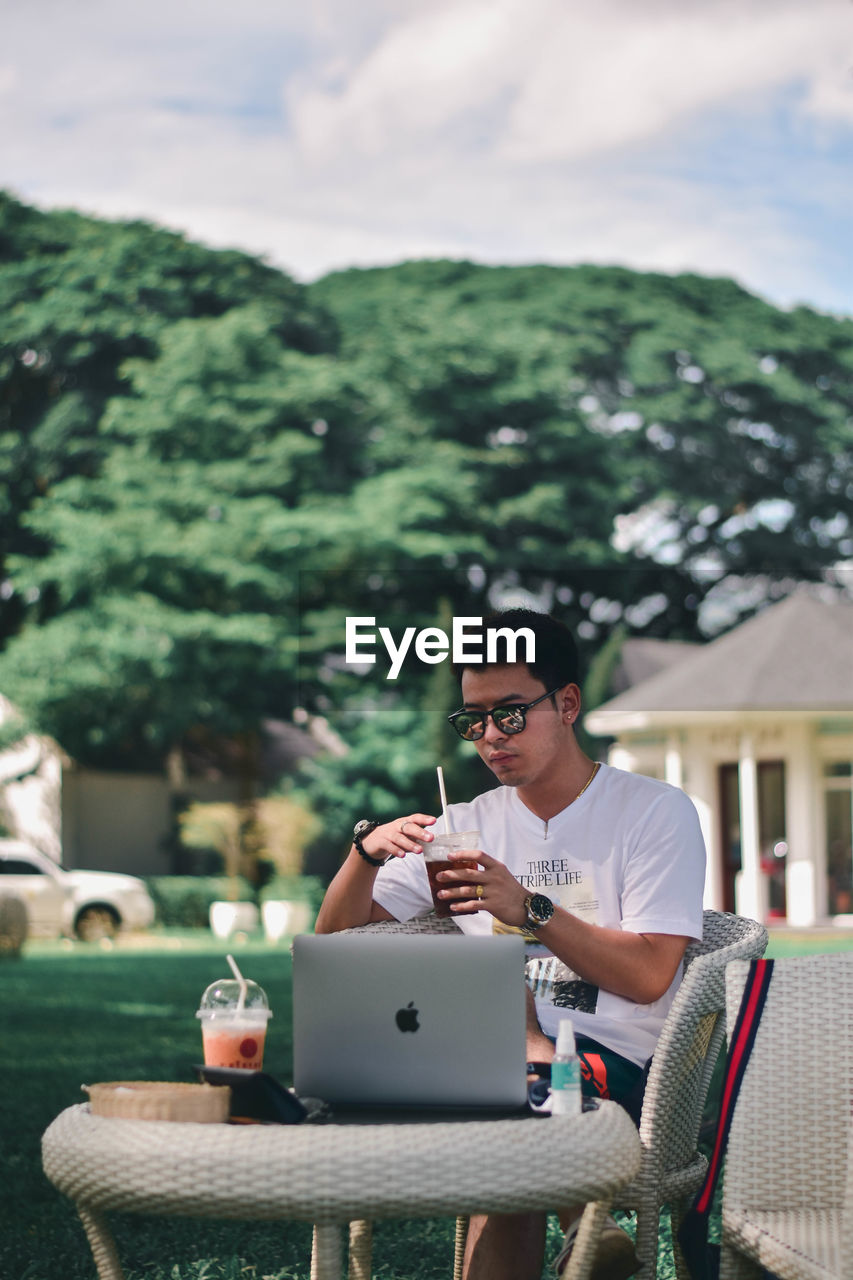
0, 190, 335, 637
1, 195, 851, 790
310, 259, 853, 582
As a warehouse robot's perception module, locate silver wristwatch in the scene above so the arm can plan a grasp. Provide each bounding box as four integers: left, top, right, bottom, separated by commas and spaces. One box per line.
524, 893, 555, 931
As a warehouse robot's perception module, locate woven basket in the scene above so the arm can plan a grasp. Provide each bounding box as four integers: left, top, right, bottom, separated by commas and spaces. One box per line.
83, 1081, 231, 1123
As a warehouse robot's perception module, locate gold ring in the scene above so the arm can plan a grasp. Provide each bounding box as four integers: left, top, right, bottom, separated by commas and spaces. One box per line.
475, 884, 484, 900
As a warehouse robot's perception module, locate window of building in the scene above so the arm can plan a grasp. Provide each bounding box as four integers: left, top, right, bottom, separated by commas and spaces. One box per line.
718, 760, 787, 916
825, 762, 853, 916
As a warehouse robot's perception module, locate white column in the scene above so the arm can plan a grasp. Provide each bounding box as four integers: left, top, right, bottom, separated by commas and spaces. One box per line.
608, 744, 636, 773
736, 733, 767, 922
785, 723, 818, 926
665, 732, 683, 789
686, 744, 720, 911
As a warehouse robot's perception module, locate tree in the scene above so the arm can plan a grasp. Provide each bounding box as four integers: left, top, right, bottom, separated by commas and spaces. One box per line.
2, 201, 851, 795
0, 303, 358, 766
0, 190, 335, 648
610, 273, 853, 584
310, 260, 853, 636
178, 795, 317, 898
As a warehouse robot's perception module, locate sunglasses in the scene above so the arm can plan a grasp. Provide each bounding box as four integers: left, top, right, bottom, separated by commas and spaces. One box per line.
447, 688, 561, 741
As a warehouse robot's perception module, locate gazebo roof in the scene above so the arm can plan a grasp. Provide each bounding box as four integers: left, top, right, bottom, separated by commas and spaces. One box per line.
586, 590, 853, 728
610, 638, 701, 694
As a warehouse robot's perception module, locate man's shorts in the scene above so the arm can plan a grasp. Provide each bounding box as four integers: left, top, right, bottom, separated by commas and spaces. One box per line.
575, 1035, 649, 1127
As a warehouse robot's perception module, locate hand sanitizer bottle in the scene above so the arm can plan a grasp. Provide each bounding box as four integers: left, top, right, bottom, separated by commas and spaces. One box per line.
550, 1018, 582, 1115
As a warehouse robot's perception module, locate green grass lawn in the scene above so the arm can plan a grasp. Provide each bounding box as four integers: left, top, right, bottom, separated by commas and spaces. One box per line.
2, 926, 852, 1280
3, 933, 486, 1280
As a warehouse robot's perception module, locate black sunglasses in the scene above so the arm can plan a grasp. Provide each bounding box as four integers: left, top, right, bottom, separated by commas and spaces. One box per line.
447, 688, 561, 741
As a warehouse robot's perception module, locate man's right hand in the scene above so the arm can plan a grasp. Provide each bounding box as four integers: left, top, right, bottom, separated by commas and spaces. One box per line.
360, 813, 436, 863
315, 813, 437, 933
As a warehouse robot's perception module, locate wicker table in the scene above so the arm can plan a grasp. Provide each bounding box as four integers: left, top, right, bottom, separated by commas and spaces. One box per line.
42, 1101, 642, 1280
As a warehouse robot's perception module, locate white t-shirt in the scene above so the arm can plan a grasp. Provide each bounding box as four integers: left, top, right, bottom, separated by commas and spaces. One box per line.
372, 764, 706, 1066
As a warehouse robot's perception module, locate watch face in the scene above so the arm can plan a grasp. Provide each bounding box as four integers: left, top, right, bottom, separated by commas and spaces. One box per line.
528, 894, 554, 925
354, 820, 371, 837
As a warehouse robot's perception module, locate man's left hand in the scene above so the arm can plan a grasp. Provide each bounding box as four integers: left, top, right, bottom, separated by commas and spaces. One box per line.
437, 849, 528, 929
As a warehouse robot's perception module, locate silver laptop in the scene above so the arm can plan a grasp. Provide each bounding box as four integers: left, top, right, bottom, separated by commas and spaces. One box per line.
292, 933, 528, 1111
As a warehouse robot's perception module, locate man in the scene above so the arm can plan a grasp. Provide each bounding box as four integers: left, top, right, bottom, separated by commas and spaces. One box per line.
316, 608, 706, 1280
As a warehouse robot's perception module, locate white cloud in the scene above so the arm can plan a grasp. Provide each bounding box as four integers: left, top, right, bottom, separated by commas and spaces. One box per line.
284, 0, 853, 166
287, 0, 519, 162
498, 1, 853, 161
1, 0, 852, 308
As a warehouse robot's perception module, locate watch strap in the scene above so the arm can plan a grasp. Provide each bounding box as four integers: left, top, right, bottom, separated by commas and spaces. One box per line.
353, 820, 387, 867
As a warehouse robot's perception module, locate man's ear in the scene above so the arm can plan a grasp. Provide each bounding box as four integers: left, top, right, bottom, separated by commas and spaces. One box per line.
559, 683, 582, 723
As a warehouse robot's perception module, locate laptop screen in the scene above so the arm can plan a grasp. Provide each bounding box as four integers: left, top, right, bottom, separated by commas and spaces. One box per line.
292, 933, 528, 1110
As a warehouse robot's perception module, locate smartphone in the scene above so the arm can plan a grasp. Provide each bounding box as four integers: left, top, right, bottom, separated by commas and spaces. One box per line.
194, 1065, 308, 1124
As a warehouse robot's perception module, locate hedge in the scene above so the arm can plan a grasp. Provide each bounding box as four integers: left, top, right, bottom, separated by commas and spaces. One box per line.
145, 875, 324, 929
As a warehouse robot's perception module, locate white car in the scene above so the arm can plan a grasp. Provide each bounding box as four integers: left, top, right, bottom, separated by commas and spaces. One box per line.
0, 839, 155, 941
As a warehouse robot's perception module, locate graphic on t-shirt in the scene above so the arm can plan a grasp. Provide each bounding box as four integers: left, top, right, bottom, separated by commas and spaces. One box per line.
525, 954, 599, 1014
494, 862, 601, 1014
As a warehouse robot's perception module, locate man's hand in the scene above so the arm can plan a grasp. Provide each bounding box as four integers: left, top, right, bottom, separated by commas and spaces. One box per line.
315, 813, 435, 934
437, 849, 529, 929
361, 813, 436, 862
438, 850, 690, 1005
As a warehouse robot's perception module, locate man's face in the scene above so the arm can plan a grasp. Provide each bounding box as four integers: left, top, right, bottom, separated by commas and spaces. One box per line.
458, 664, 575, 789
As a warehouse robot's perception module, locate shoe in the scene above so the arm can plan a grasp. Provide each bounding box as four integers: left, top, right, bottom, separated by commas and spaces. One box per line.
554, 1213, 640, 1279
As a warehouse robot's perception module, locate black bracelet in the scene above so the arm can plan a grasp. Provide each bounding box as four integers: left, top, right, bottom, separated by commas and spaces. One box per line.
353, 821, 387, 867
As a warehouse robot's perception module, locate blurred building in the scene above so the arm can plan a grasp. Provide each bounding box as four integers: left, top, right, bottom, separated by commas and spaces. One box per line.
0, 705, 338, 876
585, 590, 853, 926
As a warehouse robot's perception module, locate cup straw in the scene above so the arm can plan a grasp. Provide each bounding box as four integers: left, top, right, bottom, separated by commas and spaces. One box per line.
437, 766, 453, 834
226, 953, 247, 1012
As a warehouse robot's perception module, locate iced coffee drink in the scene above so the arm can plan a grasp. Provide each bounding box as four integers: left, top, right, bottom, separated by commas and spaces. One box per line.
424, 830, 481, 918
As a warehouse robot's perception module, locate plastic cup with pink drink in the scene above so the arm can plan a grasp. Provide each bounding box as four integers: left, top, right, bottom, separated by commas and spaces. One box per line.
196, 977, 272, 1070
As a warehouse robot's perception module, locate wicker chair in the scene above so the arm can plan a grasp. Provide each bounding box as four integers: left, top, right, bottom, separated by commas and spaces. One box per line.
333, 908, 767, 1280
618, 908, 768, 1279
720, 953, 853, 1280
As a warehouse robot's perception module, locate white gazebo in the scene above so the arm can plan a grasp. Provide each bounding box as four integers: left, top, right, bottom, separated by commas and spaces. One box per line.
585, 590, 853, 926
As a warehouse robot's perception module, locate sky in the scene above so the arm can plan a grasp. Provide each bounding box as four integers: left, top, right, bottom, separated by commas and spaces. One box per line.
2, 0, 853, 314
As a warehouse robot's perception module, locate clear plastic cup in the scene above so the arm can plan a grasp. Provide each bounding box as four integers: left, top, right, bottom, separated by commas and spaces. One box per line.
423, 830, 481, 918
196, 978, 272, 1070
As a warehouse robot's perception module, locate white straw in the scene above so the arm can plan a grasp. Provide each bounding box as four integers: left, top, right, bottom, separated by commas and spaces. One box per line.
437, 766, 453, 833
226, 953, 248, 1012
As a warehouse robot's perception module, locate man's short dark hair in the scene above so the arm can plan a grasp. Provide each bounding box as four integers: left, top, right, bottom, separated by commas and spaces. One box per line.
452, 608, 580, 690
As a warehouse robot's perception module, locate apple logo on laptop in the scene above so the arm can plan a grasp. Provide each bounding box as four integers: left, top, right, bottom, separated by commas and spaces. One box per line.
395, 1001, 420, 1033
